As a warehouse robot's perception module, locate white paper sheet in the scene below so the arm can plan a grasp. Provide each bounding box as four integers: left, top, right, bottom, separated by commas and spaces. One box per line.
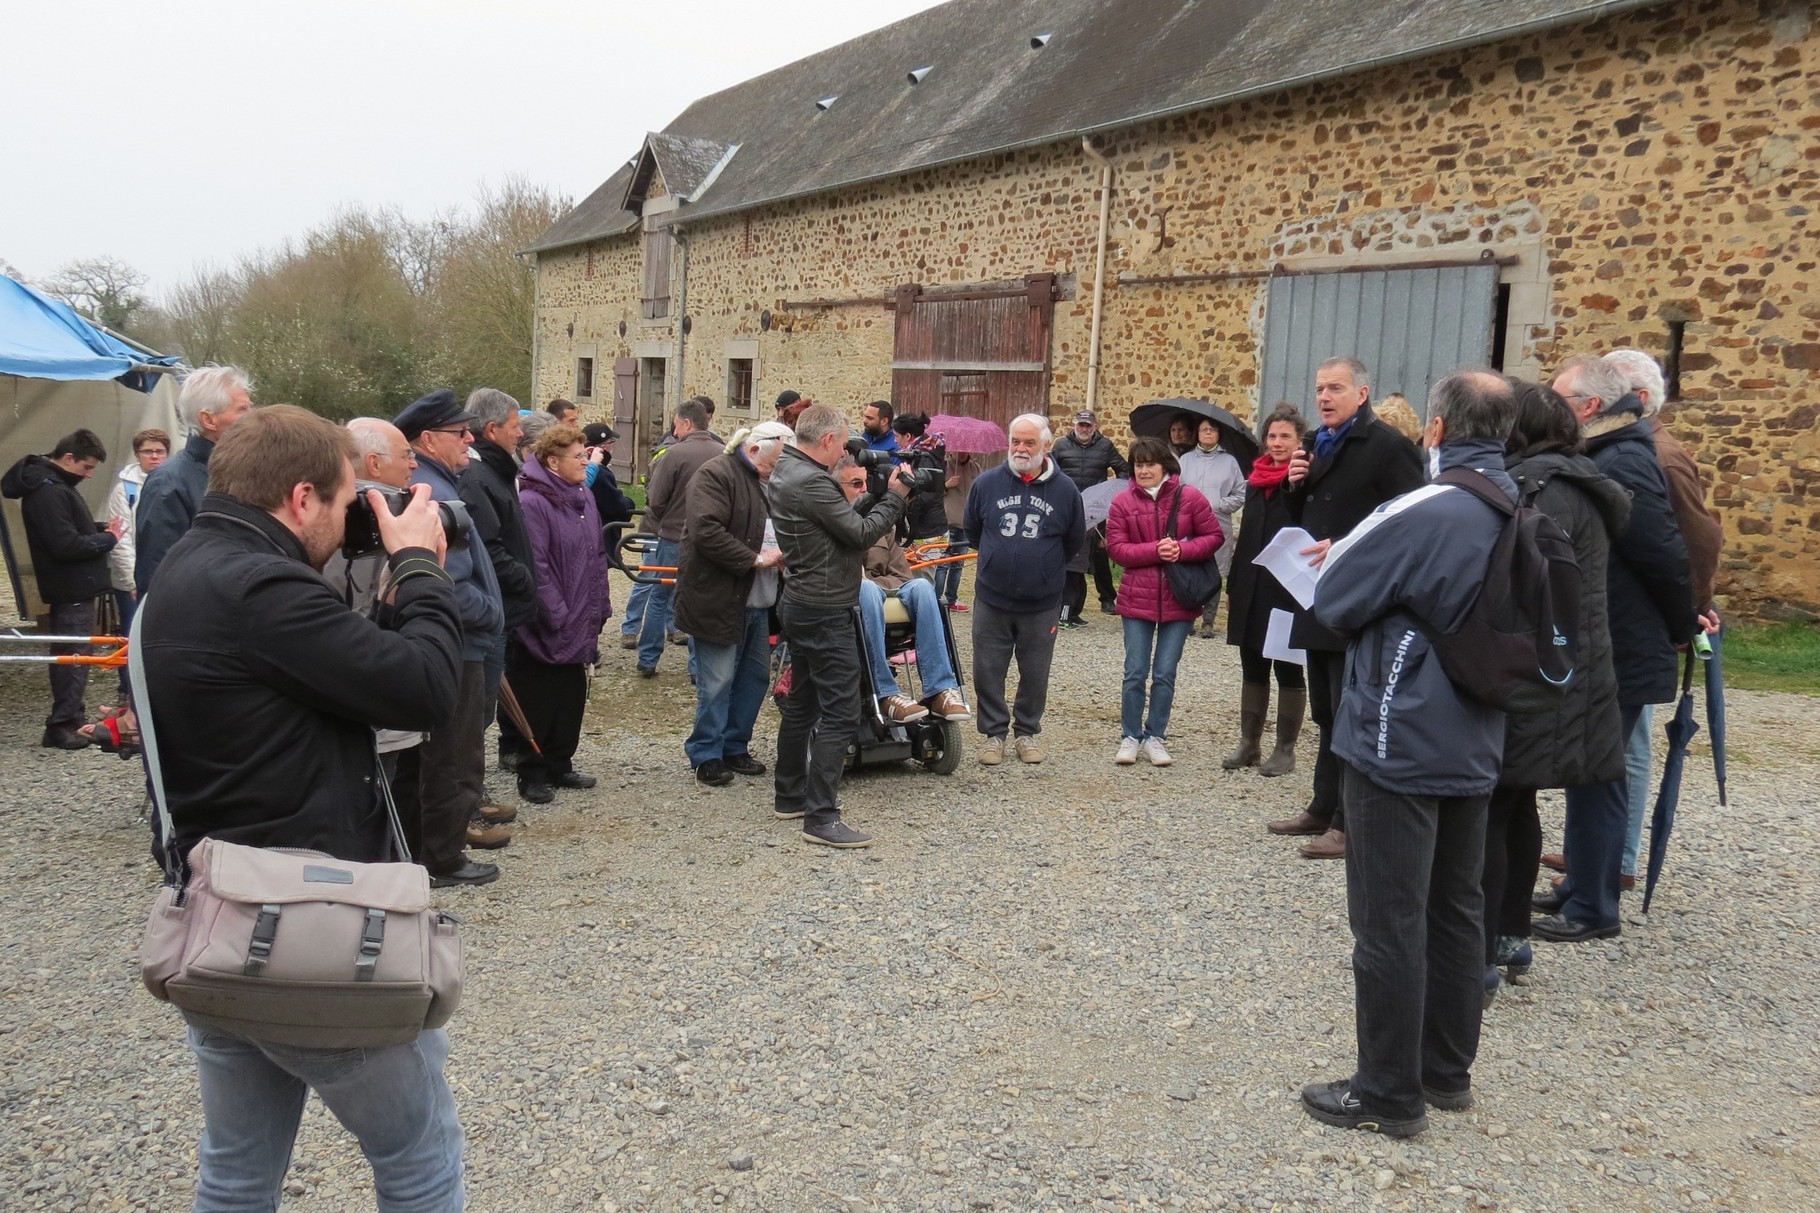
1253, 526, 1321, 609
1262, 608, 1307, 666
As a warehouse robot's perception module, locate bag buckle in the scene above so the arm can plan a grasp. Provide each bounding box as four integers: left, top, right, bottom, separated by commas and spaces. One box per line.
354, 907, 387, 982
244, 904, 282, 976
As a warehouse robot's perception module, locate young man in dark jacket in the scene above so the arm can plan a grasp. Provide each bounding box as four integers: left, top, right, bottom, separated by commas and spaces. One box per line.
1270, 356, 1424, 860
1302, 370, 1518, 1138
964, 414, 1086, 766
636, 398, 722, 675
134, 365, 253, 596
137, 404, 467, 1210
1, 428, 121, 747
1051, 410, 1130, 619
1538, 355, 1696, 942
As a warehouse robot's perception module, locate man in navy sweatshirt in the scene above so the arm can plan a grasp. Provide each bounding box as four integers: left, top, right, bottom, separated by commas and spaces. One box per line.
963, 414, 1085, 766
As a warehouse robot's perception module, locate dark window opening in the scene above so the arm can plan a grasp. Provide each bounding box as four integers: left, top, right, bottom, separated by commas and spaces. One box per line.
939, 371, 989, 415
1664, 319, 1686, 402
727, 358, 754, 413
575, 357, 595, 399
1489, 282, 1512, 371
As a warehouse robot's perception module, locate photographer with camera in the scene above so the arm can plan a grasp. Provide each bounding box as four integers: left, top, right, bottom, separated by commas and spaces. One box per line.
396, 389, 506, 887
137, 405, 468, 1209
769, 404, 913, 848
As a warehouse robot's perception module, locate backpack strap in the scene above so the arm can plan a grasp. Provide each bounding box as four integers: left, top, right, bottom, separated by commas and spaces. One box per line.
1435, 466, 1516, 517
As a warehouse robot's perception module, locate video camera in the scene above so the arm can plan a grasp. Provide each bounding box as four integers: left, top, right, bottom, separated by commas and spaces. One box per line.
844, 437, 944, 495
342, 481, 472, 558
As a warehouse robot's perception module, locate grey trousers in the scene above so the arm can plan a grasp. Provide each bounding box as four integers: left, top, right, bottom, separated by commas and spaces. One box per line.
416, 660, 487, 874
970, 601, 1059, 740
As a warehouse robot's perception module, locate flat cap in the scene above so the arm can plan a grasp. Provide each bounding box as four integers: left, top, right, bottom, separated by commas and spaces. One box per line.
393, 389, 477, 441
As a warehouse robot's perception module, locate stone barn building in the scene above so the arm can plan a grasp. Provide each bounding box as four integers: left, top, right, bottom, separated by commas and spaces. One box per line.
529, 0, 1820, 619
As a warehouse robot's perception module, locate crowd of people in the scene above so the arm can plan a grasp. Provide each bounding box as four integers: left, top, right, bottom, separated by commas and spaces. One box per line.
0, 338, 1724, 1201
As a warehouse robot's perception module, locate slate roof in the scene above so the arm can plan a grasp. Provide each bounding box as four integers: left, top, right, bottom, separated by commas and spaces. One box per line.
528, 0, 1660, 254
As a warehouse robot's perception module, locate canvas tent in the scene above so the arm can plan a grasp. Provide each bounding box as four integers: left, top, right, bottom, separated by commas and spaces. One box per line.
1, 274, 183, 622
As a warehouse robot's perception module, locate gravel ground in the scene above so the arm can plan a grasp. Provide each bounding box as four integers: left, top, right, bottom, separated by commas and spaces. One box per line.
2, 580, 1817, 1212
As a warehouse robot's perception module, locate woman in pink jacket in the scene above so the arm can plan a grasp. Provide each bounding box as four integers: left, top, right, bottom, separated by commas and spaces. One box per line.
1106, 436, 1224, 766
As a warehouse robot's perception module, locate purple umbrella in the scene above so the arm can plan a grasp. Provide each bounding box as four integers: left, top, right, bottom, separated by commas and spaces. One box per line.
928, 414, 1007, 455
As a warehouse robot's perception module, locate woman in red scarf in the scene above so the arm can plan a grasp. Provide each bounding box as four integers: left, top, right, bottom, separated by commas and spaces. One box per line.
1222, 404, 1310, 775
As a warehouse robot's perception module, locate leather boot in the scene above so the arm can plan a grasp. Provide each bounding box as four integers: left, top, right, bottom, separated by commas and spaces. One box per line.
1258, 687, 1305, 777
1222, 683, 1268, 769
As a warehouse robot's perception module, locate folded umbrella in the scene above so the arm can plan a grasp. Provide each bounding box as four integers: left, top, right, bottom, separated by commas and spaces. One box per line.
496, 676, 543, 756
1702, 626, 1728, 807
1127, 398, 1260, 473
1642, 653, 1700, 913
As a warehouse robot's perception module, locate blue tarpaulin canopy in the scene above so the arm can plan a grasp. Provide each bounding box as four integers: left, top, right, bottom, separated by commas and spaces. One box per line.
0, 275, 180, 391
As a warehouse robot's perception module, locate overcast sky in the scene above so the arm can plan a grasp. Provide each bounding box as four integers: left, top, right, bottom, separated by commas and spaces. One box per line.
2, 0, 946, 296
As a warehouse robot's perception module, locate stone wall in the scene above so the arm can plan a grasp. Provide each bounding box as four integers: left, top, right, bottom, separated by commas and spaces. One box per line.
536, 0, 1819, 619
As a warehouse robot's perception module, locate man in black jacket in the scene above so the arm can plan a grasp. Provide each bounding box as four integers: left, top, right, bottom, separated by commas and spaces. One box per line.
1051, 410, 1130, 620
137, 404, 467, 1210
1268, 356, 1424, 860
460, 387, 538, 772
134, 365, 253, 596
1, 428, 122, 747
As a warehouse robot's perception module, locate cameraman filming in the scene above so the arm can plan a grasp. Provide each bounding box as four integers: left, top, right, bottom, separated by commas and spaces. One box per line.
137, 404, 468, 1209
769, 403, 913, 848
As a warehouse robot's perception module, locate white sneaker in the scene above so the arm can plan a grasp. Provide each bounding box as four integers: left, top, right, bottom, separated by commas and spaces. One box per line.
1114, 737, 1141, 765
1140, 736, 1173, 766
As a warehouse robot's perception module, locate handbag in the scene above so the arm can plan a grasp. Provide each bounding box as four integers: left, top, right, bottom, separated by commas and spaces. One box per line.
1160, 482, 1223, 612
132, 610, 464, 1048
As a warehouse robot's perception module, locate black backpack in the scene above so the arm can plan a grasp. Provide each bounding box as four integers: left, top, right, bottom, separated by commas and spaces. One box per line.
1427, 467, 1581, 712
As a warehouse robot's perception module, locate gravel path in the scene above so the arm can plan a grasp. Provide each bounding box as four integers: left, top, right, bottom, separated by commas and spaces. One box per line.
2, 589, 1816, 1212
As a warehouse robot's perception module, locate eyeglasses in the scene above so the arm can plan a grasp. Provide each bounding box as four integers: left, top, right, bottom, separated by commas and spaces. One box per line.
429, 424, 470, 436
841, 477, 867, 488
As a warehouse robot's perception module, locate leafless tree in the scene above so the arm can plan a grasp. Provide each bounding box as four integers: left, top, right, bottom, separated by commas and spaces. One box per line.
46, 255, 150, 334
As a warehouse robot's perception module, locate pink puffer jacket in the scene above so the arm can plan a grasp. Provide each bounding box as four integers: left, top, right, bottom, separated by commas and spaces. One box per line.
1107, 475, 1224, 624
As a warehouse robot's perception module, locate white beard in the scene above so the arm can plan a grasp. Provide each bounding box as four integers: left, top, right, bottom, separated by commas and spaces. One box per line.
1007, 451, 1040, 475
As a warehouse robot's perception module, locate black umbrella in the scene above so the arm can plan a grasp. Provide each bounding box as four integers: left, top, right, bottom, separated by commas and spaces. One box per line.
1641, 653, 1700, 913
1127, 398, 1260, 473
1701, 627, 1728, 807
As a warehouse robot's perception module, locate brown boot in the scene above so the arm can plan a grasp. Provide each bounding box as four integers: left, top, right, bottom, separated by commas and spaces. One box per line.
466, 820, 513, 850
1267, 810, 1327, 836
478, 800, 518, 825
1222, 683, 1268, 769
1299, 827, 1346, 859
1258, 687, 1305, 777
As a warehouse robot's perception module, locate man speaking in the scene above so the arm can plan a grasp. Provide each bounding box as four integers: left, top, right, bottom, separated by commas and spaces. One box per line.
768, 403, 912, 847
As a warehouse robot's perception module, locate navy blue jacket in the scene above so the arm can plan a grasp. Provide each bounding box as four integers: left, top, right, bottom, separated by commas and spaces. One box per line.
963, 458, 1086, 614
134, 431, 213, 595
411, 452, 504, 662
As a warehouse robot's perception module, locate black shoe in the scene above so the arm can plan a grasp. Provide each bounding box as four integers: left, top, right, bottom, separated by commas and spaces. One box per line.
1531, 888, 1567, 915
1423, 1084, 1475, 1112
518, 777, 554, 804
497, 749, 521, 773
695, 760, 734, 787
802, 819, 873, 848
1300, 1079, 1427, 1137
723, 753, 767, 777
430, 859, 500, 888
637, 665, 658, 678
1531, 913, 1621, 943
41, 727, 89, 751
554, 771, 597, 789
1099, 600, 1118, 615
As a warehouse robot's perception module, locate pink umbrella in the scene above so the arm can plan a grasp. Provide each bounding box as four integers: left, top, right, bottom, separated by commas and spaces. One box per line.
927, 414, 1007, 454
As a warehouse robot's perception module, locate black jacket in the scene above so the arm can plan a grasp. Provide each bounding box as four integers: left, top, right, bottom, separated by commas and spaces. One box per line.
140, 495, 463, 866
1224, 477, 1302, 653
900, 442, 949, 540
590, 464, 635, 529
1583, 408, 1698, 705
1285, 407, 1424, 651
459, 439, 538, 630
770, 445, 905, 608
1051, 431, 1130, 494
134, 431, 213, 595
0, 454, 116, 604
674, 451, 768, 646
1498, 450, 1632, 790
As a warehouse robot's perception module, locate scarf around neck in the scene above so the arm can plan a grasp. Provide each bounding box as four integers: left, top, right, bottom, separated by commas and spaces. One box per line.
1248, 457, 1292, 495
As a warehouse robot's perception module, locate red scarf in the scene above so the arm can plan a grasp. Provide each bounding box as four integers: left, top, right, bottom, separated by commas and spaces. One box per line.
1248, 457, 1292, 495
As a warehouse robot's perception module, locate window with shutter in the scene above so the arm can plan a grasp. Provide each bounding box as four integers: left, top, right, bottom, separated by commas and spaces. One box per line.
641, 227, 673, 320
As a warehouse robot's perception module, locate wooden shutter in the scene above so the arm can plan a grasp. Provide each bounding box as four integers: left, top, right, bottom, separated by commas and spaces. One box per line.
890, 274, 1055, 431
612, 358, 638, 479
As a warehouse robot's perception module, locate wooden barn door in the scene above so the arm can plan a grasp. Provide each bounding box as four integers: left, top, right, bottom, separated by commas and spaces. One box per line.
611, 357, 638, 479
890, 274, 1055, 432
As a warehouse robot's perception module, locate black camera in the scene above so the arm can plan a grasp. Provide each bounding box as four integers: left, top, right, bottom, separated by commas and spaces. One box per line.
342, 481, 471, 558
844, 438, 893, 468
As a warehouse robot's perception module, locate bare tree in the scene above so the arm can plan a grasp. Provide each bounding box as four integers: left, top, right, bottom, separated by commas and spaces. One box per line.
158, 264, 245, 364
46, 255, 150, 334
0, 257, 24, 283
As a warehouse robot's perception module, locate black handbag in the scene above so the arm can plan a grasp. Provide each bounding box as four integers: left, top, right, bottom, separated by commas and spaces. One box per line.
1160, 483, 1222, 611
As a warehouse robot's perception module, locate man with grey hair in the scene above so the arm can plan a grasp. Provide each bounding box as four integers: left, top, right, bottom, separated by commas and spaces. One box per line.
1268, 355, 1423, 859
1536, 355, 1696, 943
768, 402, 912, 846
1300, 369, 1517, 1137
963, 413, 1085, 766
458, 388, 538, 779
1595, 348, 1723, 889
134, 365, 254, 595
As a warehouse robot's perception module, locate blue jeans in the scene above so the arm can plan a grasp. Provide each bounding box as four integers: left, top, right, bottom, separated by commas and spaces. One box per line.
187, 1023, 463, 1212
685, 608, 772, 765
1620, 702, 1655, 877
858, 577, 959, 699
621, 569, 652, 638
1557, 704, 1644, 928
1120, 616, 1192, 740
935, 526, 968, 605
634, 538, 680, 670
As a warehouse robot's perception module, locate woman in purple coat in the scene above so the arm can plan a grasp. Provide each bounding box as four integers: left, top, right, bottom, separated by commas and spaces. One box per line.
1106, 437, 1223, 767
511, 424, 612, 802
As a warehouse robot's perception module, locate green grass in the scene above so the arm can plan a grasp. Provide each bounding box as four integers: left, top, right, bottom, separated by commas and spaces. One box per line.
1718, 621, 1820, 696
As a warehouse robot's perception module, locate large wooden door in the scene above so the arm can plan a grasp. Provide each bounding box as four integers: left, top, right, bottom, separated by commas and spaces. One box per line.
890, 274, 1055, 430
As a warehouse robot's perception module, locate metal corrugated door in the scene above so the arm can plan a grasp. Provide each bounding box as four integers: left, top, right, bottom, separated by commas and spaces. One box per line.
1258, 264, 1498, 424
